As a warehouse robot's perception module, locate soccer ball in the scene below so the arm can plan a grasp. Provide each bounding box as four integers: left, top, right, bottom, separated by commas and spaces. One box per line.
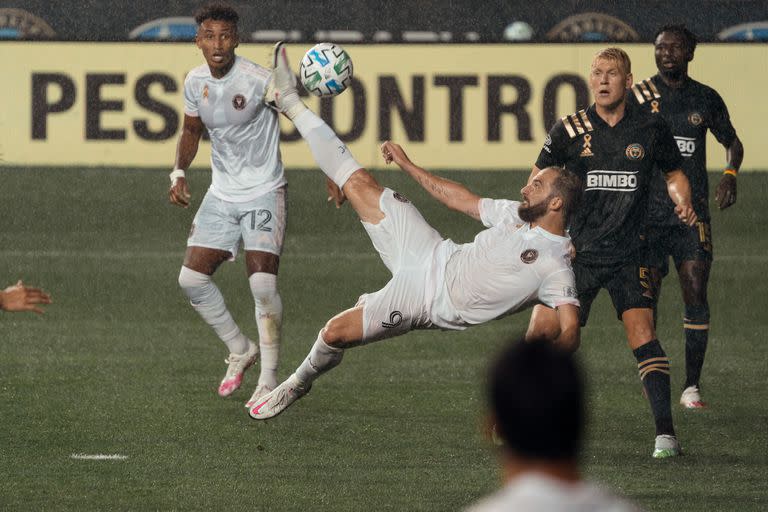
299, 42, 354, 97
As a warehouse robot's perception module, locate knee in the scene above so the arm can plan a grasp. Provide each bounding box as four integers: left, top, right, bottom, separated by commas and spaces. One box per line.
249, 272, 280, 309
178, 266, 210, 292
321, 320, 344, 347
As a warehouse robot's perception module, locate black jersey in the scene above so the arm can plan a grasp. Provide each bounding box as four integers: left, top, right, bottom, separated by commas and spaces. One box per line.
536, 104, 683, 266
630, 75, 737, 225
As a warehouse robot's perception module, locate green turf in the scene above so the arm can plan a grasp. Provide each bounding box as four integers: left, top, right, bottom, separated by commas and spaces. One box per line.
0, 167, 766, 511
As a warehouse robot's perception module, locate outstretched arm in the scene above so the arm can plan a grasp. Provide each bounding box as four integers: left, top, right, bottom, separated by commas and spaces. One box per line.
0, 281, 52, 314
380, 141, 482, 221
169, 114, 204, 208
715, 135, 743, 210
664, 169, 697, 226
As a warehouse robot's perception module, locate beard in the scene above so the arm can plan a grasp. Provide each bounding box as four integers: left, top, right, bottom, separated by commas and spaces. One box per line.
659, 66, 684, 81
518, 199, 549, 223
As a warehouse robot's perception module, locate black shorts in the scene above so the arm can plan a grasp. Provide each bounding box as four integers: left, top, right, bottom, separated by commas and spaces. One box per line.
645, 221, 713, 277
574, 260, 655, 326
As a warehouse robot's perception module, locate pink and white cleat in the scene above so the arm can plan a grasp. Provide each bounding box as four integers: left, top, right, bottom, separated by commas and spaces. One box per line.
248, 374, 310, 420
244, 383, 274, 409
680, 385, 706, 409
218, 341, 259, 397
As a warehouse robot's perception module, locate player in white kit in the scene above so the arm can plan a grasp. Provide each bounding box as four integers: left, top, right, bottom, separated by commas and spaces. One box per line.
168, 4, 284, 404
247, 43, 582, 419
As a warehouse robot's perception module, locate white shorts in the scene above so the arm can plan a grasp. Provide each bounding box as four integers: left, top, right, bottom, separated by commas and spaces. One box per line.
356, 189, 444, 343
188, 186, 287, 258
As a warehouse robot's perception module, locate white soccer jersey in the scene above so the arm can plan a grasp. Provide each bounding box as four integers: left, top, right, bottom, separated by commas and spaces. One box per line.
184, 56, 285, 202
428, 198, 578, 330
465, 473, 642, 512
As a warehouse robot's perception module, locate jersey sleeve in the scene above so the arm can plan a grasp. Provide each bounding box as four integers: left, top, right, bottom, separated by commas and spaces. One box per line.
183, 75, 200, 117
653, 117, 684, 173
535, 120, 569, 170
707, 89, 737, 147
538, 267, 580, 309
479, 198, 522, 228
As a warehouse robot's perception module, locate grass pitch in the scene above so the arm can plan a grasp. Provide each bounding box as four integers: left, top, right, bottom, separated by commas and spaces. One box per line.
0, 167, 766, 510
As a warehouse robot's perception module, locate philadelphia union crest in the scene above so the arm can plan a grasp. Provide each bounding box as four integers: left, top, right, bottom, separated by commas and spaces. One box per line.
625, 143, 645, 160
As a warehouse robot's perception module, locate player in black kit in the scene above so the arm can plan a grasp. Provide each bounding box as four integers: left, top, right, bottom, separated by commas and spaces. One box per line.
527, 48, 696, 458
630, 25, 744, 410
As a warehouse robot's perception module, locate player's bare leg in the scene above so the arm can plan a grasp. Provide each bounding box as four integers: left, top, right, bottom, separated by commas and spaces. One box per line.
622, 308, 681, 458
677, 259, 711, 409
249, 306, 364, 419
244, 251, 283, 406
178, 246, 259, 397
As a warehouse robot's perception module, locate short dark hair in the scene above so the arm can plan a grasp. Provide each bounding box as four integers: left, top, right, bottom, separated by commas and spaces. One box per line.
195, 2, 239, 27
545, 166, 582, 228
655, 24, 698, 54
488, 340, 584, 461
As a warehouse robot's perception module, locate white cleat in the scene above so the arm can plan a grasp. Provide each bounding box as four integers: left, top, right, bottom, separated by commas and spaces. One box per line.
652, 434, 682, 459
263, 41, 307, 120
248, 374, 310, 420
680, 385, 706, 409
218, 341, 259, 397
244, 383, 274, 409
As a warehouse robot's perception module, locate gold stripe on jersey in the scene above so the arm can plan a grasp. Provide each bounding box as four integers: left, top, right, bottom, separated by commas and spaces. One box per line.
561, 115, 577, 138
632, 79, 661, 104
632, 84, 647, 103
646, 79, 661, 97
572, 113, 584, 133
561, 110, 594, 139
578, 110, 593, 131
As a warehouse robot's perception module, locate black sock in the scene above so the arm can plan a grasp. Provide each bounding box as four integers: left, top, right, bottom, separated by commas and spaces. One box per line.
634, 339, 674, 436
683, 305, 710, 389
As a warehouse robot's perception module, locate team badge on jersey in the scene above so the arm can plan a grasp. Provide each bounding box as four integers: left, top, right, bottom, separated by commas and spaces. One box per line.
232, 94, 246, 110
625, 143, 645, 161
688, 112, 703, 126
580, 134, 593, 157
393, 191, 410, 203
520, 249, 538, 264
542, 134, 552, 154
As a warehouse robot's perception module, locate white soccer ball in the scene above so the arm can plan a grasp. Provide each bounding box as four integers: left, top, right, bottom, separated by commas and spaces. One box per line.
299, 42, 354, 97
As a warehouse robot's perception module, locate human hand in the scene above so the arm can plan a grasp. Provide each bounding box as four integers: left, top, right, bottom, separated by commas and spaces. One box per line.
169, 177, 191, 208
380, 141, 412, 167
674, 203, 698, 226
326, 177, 346, 208
1, 280, 52, 314
715, 173, 737, 210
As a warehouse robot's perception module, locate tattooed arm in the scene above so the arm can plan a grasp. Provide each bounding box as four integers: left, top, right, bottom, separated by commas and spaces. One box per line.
380, 141, 482, 221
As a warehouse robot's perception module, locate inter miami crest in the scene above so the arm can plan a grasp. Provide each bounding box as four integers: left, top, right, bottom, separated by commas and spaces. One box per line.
521, 249, 538, 264
232, 94, 246, 110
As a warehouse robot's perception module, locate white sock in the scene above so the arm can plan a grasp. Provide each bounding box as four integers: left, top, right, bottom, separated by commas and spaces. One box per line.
294, 332, 344, 387
249, 272, 282, 388
292, 109, 362, 189
178, 266, 249, 354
